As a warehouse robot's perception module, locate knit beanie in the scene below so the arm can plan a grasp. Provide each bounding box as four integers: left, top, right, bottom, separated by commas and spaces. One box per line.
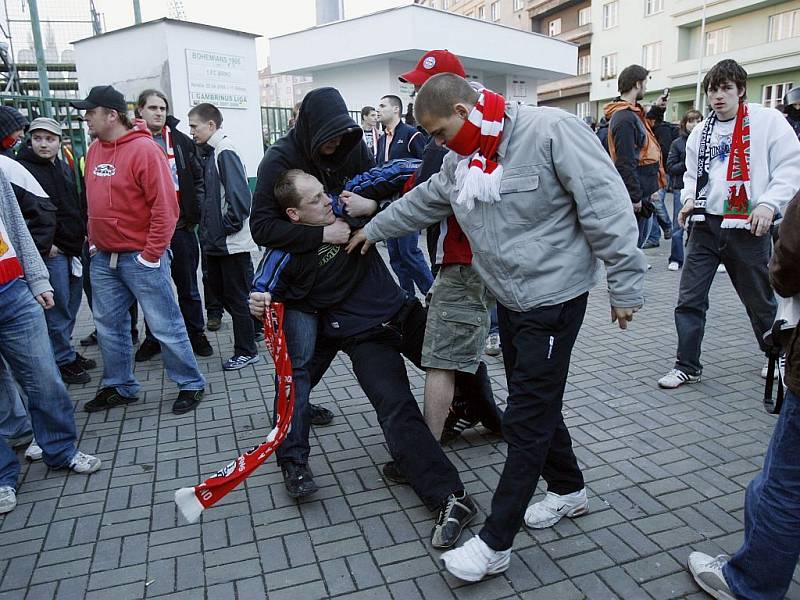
0, 106, 28, 139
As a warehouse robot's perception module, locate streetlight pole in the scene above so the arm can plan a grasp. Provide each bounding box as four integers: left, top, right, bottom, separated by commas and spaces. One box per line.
27, 0, 50, 115
694, 0, 708, 113
133, 0, 142, 24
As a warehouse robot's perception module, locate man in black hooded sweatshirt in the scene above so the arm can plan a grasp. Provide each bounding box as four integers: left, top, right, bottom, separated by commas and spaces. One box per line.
250, 88, 375, 494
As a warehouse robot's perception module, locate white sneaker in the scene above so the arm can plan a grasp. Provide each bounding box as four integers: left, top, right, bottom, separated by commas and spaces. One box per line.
658, 368, 701, 389
524, 488, 588, 529
0, 486, 16, 514
440, 535, 511, 582
68, 451, 101, 474
687, 552, 735, 599
24, 437, 42, 461
761, 359, 769, 379
668, 261, 680, 271
485, 333, 501, 356
717, 264, 727, 273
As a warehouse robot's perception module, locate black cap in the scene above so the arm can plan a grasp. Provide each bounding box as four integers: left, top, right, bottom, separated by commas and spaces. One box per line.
70, 85, 127, 113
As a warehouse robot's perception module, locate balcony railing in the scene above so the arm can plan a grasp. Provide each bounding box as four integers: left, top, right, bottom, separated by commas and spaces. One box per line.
554, 22, 592, 43
527, 0, 584, 19
537, 72, 591, 95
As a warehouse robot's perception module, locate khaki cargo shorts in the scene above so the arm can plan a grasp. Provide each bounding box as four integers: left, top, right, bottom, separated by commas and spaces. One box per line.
422, 264, 490, 373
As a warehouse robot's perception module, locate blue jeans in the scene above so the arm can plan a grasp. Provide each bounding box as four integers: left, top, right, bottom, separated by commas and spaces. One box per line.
645, 189, 672, 246
0, 279, 78, 488
668, 192, 685, 266
723, 388, 800, 599
387, 233, 434, 297
275, 309, 319, 465
44, 254, 82, 366
91, 251, 205, 397
489, 304, 499, 336
0, 359, 30, 439
637, 215, 652, 249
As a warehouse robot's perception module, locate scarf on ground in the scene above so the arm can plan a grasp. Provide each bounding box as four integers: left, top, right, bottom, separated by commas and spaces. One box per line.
446, 89, 505, 211
175, 303, 295, 523
692, 102, 751, 227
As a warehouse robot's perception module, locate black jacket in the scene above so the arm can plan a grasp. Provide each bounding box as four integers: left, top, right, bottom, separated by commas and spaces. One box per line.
648, 105, 679, 170
596, 118, 609, 153
16, 146, 86, 257
164, 115, 204, 229
250, 87, 375, 253
666, 134, 688, 192
375, 121, 425, 166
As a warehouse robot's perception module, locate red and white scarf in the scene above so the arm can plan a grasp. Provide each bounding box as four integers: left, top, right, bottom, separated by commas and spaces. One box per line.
446, 89, 505, 211
162, 125, 180, 196
721, 102, 751, 228
0, 216, 22, 285
175, 303, 295, 523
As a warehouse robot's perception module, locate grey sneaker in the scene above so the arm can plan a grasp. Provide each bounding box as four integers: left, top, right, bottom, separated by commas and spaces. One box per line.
0, 486, 16, 514
24, 437, 42, 461
68, 451, 101, 474
687, 552, 735, 599
484, 333, 501, 356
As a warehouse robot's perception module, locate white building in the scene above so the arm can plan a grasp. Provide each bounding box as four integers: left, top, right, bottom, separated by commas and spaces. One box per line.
269, 3, 577, 111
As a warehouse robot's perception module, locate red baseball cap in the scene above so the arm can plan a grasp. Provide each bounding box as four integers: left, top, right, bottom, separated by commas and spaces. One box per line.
399, 50, 466, 86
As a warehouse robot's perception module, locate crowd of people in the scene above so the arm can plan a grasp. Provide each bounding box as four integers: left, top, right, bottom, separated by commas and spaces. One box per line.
0, 46, 799, 598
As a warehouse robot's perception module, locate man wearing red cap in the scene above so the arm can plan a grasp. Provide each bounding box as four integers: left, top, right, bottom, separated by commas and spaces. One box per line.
398, 50, 501, 444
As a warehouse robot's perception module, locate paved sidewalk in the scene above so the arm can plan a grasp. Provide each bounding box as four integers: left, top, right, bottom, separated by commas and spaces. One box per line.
1, 244, 798, 600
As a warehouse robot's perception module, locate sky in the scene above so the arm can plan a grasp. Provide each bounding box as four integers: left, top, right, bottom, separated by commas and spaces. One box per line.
93, 0, 410, 67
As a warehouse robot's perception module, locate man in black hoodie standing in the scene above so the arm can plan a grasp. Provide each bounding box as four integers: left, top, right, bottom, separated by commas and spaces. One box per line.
250, 87, 374, 494
133, 90, 213, 361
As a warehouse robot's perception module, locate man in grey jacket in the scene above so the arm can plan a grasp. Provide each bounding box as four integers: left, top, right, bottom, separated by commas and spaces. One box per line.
348, 74, 647, 582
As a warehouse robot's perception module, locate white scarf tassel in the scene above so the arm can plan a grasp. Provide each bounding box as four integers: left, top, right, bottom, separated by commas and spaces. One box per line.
454, 154, 504, 211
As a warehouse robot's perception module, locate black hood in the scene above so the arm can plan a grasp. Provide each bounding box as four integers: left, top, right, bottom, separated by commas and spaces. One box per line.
165, 114, 182, 129
292, 87, 363, 168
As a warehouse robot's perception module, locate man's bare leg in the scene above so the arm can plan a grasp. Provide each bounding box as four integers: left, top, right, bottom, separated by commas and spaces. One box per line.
424, 368, 456, 440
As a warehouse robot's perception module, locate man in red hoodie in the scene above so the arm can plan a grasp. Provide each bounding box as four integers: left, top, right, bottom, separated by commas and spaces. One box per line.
72, 85, 206, 415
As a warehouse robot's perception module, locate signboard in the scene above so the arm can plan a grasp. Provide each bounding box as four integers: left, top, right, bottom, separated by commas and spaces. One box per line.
186, 49, 249, 109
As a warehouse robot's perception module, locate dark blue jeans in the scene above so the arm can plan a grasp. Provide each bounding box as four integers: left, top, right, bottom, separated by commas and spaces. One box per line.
645, 189, 672, 246
0, 279, 78, 488
145, 228, 204, 341
275, 308, 319, 465
723, 388, 800, 599
668, 191, 685, 266
387, 233, 434, 297
44, 254, 82, 366
489, 304, 499, 337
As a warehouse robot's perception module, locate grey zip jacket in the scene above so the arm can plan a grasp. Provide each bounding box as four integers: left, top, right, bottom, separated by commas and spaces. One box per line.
363, 103, 646, 311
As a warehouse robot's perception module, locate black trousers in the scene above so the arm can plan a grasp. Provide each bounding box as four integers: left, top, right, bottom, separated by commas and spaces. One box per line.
204, 252, 256, 356
309, 299, 463, 511
144, 228, 205, 341
480, 293, 587, 551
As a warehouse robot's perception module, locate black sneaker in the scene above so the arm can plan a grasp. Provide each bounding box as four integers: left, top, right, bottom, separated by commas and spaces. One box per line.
191, 333, 213, 357
134, 338, 161, 362
282, 462, 318, 498
59, 360, 90, 385
79, 331, 97, 347
440, 391, 477, 445
207, 317, 222, 332
74, 352, 97, 371
84, 387, 138, 412
382, 461, 408, 484
172, 389, 204, 414
431, 491, 478, 549
310, 403, 334, 426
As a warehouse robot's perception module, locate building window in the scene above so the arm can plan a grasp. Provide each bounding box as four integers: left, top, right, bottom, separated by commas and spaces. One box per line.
601, 53, 617, 80
576, 102, 591, 119
763, 82, 793, 109
578, 6, 591, 26
578, 54, 591, 75
491, 1, 499, 21
644, 0, 663, 16
549, 18, 562, 36
705, 27, 730, 55
514, 0, 524, 10
512, 80, 527, 98
603, 1, 618, 29
642, 41, 662, 70
477, 4, 485, 19
768, 9, 800, 41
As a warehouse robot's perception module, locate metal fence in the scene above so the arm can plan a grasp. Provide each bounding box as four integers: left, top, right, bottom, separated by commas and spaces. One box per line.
260, 105, 363, 147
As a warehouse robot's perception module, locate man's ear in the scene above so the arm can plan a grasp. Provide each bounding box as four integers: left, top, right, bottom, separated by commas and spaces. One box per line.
454, 103, 470, 120
286, 207, 300, 223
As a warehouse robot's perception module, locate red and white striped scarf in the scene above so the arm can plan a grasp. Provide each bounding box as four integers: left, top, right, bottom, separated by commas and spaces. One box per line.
163, 125, 180, 196
446, 89, 505, 211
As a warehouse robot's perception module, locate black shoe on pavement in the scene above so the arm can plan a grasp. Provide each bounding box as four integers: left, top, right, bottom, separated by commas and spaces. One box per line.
282, 462, 318, 498
191, 333, 214, 357
431, 491, 478, 549
135, 338, 161, 362
440, 391, 478, 445
207, 317, 222, 332
84, 387, 138, 412
310, 403, 334, 426
79, 331, 97, 347
382, 461, 408, 484
74, 352, 97, 371
59, 360, 90, 385
172, 389, 204, 415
